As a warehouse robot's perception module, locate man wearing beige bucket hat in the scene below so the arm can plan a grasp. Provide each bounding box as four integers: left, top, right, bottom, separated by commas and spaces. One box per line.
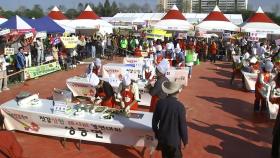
152, 81, 188, 158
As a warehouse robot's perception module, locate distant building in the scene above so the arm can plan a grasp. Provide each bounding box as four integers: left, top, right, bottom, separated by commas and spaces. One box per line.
158, 0, 191, 12
157, 0, 248, 13
191, 0, 248, 13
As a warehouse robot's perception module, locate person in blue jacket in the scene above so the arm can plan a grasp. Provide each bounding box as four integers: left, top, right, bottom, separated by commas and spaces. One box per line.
15, 47, 26, 82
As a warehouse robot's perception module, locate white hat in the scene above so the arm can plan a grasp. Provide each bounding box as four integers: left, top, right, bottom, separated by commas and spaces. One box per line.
87, 73, 100, 86
265, 61, 274, 72
250, 57, 258, 64
94, 58, 101, 67
156, 45, 162, 51
162, 81, 183, 94
156, 59, 169, 74
243, 52, 250, 60
122, 74, 131, 87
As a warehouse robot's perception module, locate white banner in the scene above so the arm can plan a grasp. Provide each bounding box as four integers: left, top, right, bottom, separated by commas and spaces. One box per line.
4, 48, 15, 55
241, 70, 258, 91
36, 32, 47, 39
24, 32, 33, 39
0, 29, 10, 36
0, 99, 156, 147
102, 64, 142, 81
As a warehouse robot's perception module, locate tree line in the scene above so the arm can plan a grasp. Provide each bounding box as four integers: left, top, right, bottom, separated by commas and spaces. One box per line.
0, 0, 153, 19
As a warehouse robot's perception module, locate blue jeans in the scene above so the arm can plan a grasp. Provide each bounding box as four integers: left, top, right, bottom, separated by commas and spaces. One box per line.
187, 66, 193, 77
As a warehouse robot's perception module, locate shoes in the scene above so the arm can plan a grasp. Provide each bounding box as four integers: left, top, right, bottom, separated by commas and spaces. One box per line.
3, 88, 10, 91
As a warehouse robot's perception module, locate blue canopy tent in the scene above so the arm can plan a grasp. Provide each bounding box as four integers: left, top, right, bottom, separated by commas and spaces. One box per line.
0, 15, 33, 32
24, 16, 65, 33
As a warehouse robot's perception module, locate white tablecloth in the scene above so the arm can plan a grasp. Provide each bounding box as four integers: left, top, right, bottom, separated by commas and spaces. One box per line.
241, 70, 258, 91
0, 99, 156, 147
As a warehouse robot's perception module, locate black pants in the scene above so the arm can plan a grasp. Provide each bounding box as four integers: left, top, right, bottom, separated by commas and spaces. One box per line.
254, 90, 267, 112
210, 54, 216, 63
272, 132, 280, 158
160, 144, 182, 158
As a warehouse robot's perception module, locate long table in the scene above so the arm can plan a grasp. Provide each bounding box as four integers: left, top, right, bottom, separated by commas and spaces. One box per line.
0, 99, 156, 147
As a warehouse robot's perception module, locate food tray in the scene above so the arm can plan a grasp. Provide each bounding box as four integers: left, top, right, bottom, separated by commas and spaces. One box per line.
94, 106, 107, 113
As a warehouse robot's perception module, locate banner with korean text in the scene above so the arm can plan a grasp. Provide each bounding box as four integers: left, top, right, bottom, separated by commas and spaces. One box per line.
0, 100, 156, 147
24, 62, 61, 80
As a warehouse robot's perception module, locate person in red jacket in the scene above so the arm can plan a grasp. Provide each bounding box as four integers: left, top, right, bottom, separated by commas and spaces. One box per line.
0, 114, 23, 158
210, 40, 218, 63
119, 75, 139, 112
146, 59, 169, 112
92, 58, 102, 76
254, 61, 274, 112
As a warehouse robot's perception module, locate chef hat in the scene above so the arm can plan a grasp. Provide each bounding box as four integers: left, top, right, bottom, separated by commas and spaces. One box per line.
250, 57, 258, 64
87, 73, 100, 87
166, 43, 172, 50
243, 52, 250, 60
122, 74, 131, 87
265, 61, 274, 72
94, 58, 101, 67
156, 59, 169, 74
156, 45, 162, 51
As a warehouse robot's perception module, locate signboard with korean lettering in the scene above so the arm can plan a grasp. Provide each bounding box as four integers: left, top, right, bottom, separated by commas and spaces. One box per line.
0, 29, 10, 36
0, 99, 156, 147
36, 32, 47, 39
24, 32, 34, 39
60, 36, 79, 48
4, 48, 14, 55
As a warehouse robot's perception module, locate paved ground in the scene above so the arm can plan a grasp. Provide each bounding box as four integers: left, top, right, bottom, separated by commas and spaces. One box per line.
0, 57, 275, 158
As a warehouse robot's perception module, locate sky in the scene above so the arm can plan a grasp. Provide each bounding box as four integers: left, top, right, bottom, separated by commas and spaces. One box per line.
0, 0, 279, 13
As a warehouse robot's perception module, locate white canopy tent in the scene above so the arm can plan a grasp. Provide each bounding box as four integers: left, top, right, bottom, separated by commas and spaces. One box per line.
109, 13, 243, 26
241, 7, 280, 34
196, 6, 239, 32
152, 5, 193, 31
70, 5, 113, 35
